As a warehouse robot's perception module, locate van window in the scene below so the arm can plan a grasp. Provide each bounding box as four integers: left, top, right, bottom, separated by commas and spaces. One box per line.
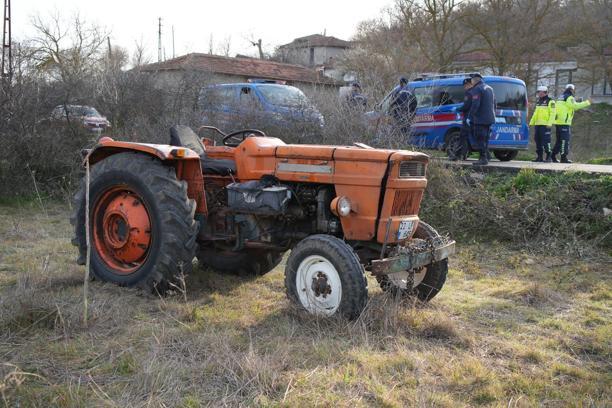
238, 86, 259, 109
258, 85, 309, 108
489, 82, 527, 111
200, 86, 236, 107
413, 85, 464, 108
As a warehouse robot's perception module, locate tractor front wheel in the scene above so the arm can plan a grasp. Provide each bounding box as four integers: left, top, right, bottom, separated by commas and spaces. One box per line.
71, 152, 198, 294
376, 222, 448, 301
285, 235, 368, 320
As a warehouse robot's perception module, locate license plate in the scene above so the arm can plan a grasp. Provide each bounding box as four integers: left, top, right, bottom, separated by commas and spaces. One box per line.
397, 220, 414, 240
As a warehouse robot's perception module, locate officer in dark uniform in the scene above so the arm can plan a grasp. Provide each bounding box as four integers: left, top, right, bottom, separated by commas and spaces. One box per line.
454, 77, 474, 160
347, 82, 367, 109
467, 73, 496, 165
390, 77, 418, 138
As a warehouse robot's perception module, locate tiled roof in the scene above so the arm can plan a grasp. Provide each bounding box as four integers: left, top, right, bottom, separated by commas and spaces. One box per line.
140, 53, 337, 84
279, 34, 352, 49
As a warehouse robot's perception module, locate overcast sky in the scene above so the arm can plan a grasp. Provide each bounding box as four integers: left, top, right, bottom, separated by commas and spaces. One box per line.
14, 0, 392, 61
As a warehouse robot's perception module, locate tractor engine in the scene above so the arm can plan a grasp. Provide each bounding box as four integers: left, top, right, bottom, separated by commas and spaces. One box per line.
202, 178, 340, 251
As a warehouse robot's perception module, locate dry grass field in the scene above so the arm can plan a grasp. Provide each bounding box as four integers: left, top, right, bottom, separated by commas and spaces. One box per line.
0, 201, 610, 407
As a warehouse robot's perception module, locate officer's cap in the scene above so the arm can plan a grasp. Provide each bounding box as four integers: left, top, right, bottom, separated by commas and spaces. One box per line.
565, 84, 575, 90
399, 76, 408, 84
537, 85, 548, 92
462, 78, 471, 85
469, 72, 483, 79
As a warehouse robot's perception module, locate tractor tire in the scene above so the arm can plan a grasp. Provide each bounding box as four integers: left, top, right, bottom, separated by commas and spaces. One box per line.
493, 150, 518, 161
376, 222, 448, 302
71, 152, 198, 294
285, 235, 368, 320
197, 248, 284, 276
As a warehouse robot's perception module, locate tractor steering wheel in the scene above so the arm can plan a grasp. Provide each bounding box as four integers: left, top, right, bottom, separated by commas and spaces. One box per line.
222, 129, 267, 147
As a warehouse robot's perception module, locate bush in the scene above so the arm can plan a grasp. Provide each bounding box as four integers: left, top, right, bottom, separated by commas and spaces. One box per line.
421, 164, 612, 252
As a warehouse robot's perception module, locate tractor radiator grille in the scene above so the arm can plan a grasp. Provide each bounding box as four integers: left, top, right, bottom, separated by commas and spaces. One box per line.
391, 190, 423, 216
399, 161, 426, 178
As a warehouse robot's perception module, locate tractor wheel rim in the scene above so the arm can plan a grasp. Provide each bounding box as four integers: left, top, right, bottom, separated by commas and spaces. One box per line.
92, 186, 152, 274
296, 255, 342, 316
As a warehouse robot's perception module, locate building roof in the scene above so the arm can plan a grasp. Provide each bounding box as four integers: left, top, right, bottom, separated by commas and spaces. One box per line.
278, 34, 352, 49
139, 53, 337, 85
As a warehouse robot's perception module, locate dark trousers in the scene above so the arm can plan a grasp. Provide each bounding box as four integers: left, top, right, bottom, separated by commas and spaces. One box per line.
473, 125, 491, 156
459, 122, 470, 159
534, 126, 552, 157
552, 125, 571, 157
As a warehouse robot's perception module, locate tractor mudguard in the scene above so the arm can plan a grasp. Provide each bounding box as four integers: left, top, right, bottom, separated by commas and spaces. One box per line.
85, 137, 207, 215
86, 137, 201, 165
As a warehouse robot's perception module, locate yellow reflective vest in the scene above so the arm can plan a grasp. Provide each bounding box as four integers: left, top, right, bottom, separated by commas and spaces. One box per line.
554, 93, 590, 126
529, 95, 556, 127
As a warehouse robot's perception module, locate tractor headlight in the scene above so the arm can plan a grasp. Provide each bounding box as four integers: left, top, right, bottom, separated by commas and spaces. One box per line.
331, 196, 352, 217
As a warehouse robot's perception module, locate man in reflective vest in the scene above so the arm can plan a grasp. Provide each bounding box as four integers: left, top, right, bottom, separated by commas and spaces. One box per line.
467, 73, 496, 166
552, 84, 591, 163
529, 85, 555, 162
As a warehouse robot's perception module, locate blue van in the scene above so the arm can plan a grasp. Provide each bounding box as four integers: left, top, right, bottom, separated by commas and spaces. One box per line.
369, 74, 529, 161
198, 82, 324, 137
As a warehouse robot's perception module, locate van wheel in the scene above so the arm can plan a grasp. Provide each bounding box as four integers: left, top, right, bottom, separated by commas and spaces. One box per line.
493, 150, 518, 161
445, 130, 463, 160
285, 235, 367, 320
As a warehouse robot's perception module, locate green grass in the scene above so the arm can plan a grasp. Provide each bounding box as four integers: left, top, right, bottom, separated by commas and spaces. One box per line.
0, 202, 610, 406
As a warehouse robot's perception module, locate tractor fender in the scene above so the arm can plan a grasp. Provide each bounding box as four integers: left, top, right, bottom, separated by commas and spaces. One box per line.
85, 137, 201, 165
85, 137, 207, 215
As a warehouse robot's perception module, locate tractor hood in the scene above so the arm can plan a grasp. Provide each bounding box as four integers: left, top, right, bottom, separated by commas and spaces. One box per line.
233, 136, 429, 184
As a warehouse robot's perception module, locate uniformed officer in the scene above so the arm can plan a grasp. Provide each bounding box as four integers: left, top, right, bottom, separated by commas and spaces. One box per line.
455, 77, 474, 161
390, 77, 418, 138
529, 85, 556, 162
467, 73, 496, 166
347, 82, 367, 109
552, 84, 591, 163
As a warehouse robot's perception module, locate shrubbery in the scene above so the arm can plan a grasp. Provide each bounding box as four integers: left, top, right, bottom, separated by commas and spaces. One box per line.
422, 164, 612, 252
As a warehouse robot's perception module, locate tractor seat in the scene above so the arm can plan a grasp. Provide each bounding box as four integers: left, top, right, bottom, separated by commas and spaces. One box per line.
169, 125, 236, 176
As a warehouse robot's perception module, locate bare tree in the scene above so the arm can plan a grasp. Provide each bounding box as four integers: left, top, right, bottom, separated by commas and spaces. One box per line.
463, 0, 558, 77
250, 38, 264, 59
340, 13, 426, 99
131, 38, 150, 68
395, 0, 473, 71
29, 13, 108, 83
217, 36, 232, 57
561, 0, 612, 93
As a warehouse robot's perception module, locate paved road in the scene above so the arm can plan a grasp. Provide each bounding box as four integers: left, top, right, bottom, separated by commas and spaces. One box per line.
436, 158, 612, 174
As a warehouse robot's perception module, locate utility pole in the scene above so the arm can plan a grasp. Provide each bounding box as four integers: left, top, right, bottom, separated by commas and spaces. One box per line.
1, 0, 11, 82
107, 36, 112, 59
172, 25, 175, 59
157, 17, 162, 62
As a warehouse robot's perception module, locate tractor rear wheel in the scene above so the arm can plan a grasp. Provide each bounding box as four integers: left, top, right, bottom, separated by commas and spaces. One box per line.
197, 248, 284, 276
285, 235, 368, 320
376, 222, 448, 301
71, 152, 198, 294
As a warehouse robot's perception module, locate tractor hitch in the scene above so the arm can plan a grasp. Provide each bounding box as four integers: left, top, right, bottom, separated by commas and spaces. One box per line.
370, 238, 455, 275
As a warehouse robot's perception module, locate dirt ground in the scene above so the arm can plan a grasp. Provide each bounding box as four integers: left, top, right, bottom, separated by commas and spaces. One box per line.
0, 202, 610, 407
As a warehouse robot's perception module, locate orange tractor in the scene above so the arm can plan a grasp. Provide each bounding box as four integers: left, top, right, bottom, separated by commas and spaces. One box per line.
72, 126, 455, 319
